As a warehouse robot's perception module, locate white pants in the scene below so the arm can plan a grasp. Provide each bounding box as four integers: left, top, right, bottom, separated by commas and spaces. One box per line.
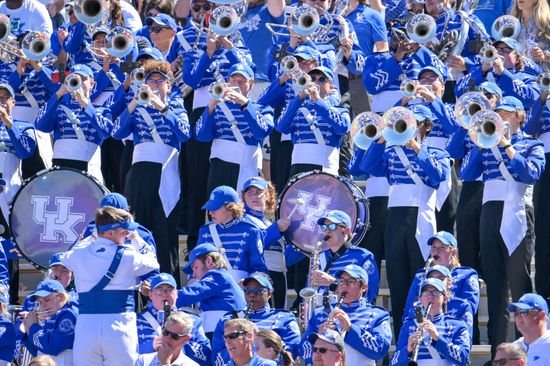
73, 313, 138, 366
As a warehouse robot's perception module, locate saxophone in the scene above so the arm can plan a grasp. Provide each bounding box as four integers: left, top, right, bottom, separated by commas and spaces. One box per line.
299, 241, 323, 329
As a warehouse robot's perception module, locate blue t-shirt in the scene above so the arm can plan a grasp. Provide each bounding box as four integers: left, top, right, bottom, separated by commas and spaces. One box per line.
346, 4, 387, 55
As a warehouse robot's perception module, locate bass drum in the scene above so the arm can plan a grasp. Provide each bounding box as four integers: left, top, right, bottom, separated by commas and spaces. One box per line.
276, 171, 369, 254
10, 167, 108, 269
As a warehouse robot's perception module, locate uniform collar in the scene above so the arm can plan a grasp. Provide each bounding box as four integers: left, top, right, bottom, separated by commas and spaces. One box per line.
245, 205, 264, 219
219, 217, 241, 229
341, 298, 364, 309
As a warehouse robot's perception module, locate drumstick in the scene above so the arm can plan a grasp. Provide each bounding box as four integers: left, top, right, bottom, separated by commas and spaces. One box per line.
287, 198, 304, 220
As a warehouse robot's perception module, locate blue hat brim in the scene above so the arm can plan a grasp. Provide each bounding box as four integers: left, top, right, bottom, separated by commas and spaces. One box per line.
507, 302, 533, 311
202, 200, 223, 211
153, 280, 176, 289
495, 105, 516, 112
30, 290, 56, 300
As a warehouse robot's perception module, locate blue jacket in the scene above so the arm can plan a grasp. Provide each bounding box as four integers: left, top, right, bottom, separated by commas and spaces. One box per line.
0, 314, 15, 362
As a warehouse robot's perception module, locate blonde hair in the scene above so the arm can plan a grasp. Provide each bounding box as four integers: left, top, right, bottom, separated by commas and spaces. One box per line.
28, 355, 56, 366
199, 251, 229, 270
511, 0, 550, 43
241, 182, 278, 211
226, 202, 244, 219
95, 206, 134, 233
224, 318, 257, 334
256, 330, 295, 366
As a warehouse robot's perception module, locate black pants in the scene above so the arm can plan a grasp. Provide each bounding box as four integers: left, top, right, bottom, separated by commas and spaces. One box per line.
206, 158, 241, 196
385, 206, 425, 338
534, 153, 550, 307
435, 164, 459, 233
21, 144, 47, 179
456, 180, 484, 275
358, 196, 388, 270
1, 207, 18, 305
125, 162, 180, 285
52, 159, 88, 172
119, 140, 134, 194
269, 270, 287, 309
480, 201, 534, 357
100, 137, 124, 193
269, 131, 293, 194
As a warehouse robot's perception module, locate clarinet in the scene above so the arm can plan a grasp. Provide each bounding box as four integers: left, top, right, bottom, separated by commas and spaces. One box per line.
408, 302, 433, 366
243, 300, 254, 319
327, 292, 347, 328
163, 300, 171, 326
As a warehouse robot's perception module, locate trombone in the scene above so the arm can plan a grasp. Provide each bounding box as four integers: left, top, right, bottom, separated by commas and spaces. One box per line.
491, 15, 521, 41
266, 4, 322, 38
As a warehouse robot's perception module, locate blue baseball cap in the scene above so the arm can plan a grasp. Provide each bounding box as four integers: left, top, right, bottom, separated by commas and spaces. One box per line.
202, 186, 239, 211
145, 70, 171, 81
92, 26, 109, 39
49, 252, 65, 268
494, 37, 522, 53
243, 177, 268, 191
317, 210, 352, 228
409, 104, 434, 122
150, 273, 177, 289
146, 14, 177, 29
243, 272, 274, 291
136, 47, 164, 62
308, 329, 345, 351
183, 243, 219, 274
70, 64, 94, 78
495, 96, 524, 112
309, 66, 335, 82
479, 81, 503, 99
0, 83, 15, 98
335, 264, 369, 284
100, 193, 129, 210
421, 278, 447, 294
427, 265, 452, 279
30, 279, 66, 300
229, 63, 254, 80
508, 293, 549, 313
292, 45, 320, 61
418, 66, 445, 83
96, 218, 139, 232
428, 231, 457, 247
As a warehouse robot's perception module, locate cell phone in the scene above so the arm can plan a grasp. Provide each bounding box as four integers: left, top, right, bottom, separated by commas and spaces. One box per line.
121, 61, 140, 74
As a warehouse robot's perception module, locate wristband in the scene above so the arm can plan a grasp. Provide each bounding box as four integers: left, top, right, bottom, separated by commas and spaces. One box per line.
240, 100, 249, 110
503, 144, 512, 150
160, 105, 169, 114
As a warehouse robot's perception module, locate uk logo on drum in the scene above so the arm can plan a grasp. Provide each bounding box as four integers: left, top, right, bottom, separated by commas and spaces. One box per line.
295, 190, 331, 231
31, 195, 86, 243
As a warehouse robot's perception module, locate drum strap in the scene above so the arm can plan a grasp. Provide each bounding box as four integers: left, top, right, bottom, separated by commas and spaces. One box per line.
208, 223, 232, 266
90, 246, 125, 291
59, 105, 86, 141
136, 108, 163, 144
490, 146, 515, 182
218, 101, 246, 144
176, 32, 192, 52
394, 146, 424, 186
299, 107, 325, 145
142, 311, 162, 336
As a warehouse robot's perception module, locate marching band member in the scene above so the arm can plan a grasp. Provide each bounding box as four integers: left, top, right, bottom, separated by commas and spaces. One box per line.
60, 206, 160, 366
136, 273, 211, 365
35, 64, 112, 182
197, 185, 269, 280
300, 264, 392, 366
135, 312, 200, 366
360, 106, 451, 336
0, 286, 15, 365
460, 96, 545, 355
255, 330, 295, 366
112, 60, 190, 280
241, 177, 290, 308
511, 0, 550, 71
307, 330, 346, 366
211, 272, 301, 365
167, 0, 211, 63
143, 14, 178, 58
20, 280, 78, 365
276, 66, 350, 176
391, 278, 471, 365
223, 318, 277, 366
178, 243, 247, 336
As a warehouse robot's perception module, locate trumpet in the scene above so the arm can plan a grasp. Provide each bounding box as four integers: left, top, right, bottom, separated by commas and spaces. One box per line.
0, 14, 10, 42
65, 73, 82, 92
409, 302, 433, 366
455, 92, 491, 129
299, 241, 322, 329
131, 67, 146, 85
74, 0, 107, 25
137, 88, 153, 105
479, 44, 499, 64
106, 27, 135, 58
266, 4, 321, 38
292, 71, 313, 94
0, 35, 25, 63
406, 13, 436, 44
538, 72, 550, 91
21, 31, 51, 61
209, 81, 228, 100
381, 107, 417, 146
281, 55, 299, 75
468, 110, 508, 149
210, 6, 240, 37
350, 112, 383, 150
491, 15, 521, 41
400, 79, 418, 97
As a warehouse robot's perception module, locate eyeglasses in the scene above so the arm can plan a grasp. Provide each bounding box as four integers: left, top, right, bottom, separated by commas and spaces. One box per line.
0, 96, 12, 103
483, 92, 496, 99
337, 277, 359, 286
153, 287, 176, 294
421, 289, 443, 297
312, 347, 340, 354
147, 78, 168, 86
149, 25, 171, 33
244, 189, 265, 197
496, 47, 513, 54
491, 358, 520, 365
223, 331, 247, 340
320, 223, 343, 232
162, 329, 187, 340
513, 309, 539, 318
243, 287, 267, 295
192, 4, 212, 11
310, 75, 328, 84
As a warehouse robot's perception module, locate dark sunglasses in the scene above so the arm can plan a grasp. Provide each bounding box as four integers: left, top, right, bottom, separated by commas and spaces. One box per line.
310, 75, 328, 84
320, 223, 342, 232
192, 4, 212, 11
312, 346, 340, 354
162, 329, 187, 340
243, 287, 267, 295
149, 25, 170, 33
223, 331, 247, 340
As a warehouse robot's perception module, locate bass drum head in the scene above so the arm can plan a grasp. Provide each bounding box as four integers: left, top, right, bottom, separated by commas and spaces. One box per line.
10, 167, 108, 269
276, 171, 369, 254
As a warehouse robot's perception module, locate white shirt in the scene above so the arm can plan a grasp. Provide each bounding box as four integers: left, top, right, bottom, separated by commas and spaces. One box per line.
0, 0, 53, 36
120, 0, 142, 32
135, 351, 200, 366
515, 330, 550, 365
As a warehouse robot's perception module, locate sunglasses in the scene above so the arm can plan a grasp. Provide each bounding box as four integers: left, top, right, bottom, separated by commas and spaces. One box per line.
243, 287, 267, 295
192, 4, 212, 11
312, 347, 340, 354
320, 223, 343, 232
513, 309, 539, 318
310, 75, 328, 84
223, 331, 247, 340
149, 25, 171, 33
491, 358, 520, 366
162, 329, 187, 340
